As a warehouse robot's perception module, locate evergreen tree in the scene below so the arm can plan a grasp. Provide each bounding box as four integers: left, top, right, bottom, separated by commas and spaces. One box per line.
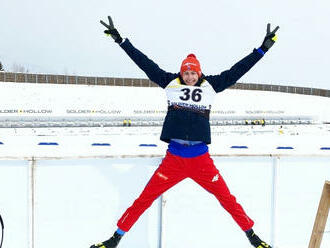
0, 62, 4, 71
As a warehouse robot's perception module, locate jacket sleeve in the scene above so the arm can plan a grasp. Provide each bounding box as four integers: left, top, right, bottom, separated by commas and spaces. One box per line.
205, 49, 264, 93
120, 39, 178, 88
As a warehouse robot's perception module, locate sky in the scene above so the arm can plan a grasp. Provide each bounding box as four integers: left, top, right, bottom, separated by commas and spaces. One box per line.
0, 0, 329, 90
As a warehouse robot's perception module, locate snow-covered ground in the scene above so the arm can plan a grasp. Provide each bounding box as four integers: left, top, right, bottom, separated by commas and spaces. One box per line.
0, 82, 329, 248
0, 124, 330, 158
0, 150, 329, 248
0, 82, 329, 122
0, 81, 328, 158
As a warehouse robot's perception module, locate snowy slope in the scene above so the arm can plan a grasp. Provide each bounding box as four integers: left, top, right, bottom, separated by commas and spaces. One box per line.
0, 82, 329, 121
0, 82, 330, 158
0, 83, 330, 157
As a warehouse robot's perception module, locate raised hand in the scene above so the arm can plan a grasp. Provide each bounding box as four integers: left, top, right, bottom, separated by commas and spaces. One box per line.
260, 23, 279, 53
100, 16, 123, 44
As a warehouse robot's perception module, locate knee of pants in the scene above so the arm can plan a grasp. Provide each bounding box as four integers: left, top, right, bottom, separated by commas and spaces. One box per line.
218, 194, 238, 208
132, 196, 155, 210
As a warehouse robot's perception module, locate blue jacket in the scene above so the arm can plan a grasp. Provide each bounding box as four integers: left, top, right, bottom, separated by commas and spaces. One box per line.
120, 39, 263, 144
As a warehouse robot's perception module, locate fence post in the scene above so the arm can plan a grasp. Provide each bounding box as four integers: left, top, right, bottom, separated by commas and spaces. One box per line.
28, 157, 36, 248
270, 156, 279, 248
158, 194, 166, 248
308, 181, 330, 248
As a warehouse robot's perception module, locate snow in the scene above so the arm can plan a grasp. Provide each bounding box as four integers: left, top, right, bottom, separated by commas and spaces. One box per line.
0, 82, 329, 248
0, 125, 330, 158
0, 82, 329, 122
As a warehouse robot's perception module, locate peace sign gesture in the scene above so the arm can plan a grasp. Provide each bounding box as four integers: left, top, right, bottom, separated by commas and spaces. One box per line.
260, 23, 280, 53
100, 16, 123, 44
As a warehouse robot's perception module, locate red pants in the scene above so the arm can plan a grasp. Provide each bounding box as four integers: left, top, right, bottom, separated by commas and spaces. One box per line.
117, 151, 254, 231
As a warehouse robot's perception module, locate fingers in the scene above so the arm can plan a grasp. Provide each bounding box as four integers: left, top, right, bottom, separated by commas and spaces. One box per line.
267, 23, 270, 34
107, 16, 115, 29
272, 26, 280, 34
100, 16, 115, 30
100, 20, 110, 29
266, 23, 280, 35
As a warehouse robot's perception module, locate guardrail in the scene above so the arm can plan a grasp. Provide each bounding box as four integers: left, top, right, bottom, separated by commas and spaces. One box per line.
1, 71, 330, 98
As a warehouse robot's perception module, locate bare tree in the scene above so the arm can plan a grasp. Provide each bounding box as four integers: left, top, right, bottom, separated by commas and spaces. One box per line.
11, 63, 29, 73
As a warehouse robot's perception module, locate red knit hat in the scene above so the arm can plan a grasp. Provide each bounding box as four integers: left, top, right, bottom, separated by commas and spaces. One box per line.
180, 54, 202, 77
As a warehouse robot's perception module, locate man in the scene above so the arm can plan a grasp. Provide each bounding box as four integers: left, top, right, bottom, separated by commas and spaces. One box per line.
91, 16, 279, 248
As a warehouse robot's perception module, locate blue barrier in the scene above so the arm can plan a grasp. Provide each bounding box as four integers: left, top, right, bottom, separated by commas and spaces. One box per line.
38, 142, 59, 146
91, 143, 111, 146
277, 146, 294, 150
139, 144, 157, 147
0, 142, 3, 145
320, 147, 330, 150
230, 146, 248, 149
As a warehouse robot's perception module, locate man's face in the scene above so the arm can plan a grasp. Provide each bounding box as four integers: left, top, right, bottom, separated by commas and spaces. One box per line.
182, 71, 199, 86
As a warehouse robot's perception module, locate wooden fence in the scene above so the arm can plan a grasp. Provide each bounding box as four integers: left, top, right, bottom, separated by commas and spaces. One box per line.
1, 72, 329, 98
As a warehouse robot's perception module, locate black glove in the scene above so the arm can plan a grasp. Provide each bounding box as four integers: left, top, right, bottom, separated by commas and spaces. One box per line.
100, 16, 123, 44
260, 23, 279, 53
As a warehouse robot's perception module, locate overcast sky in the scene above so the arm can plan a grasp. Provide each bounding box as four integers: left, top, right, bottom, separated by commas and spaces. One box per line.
0, 0, 329, 90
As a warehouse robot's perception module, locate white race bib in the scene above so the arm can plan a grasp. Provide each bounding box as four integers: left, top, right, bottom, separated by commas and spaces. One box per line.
165, 78, 216, 111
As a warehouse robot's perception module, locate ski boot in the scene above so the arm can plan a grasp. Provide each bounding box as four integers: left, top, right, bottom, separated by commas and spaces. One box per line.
246, 229, 272, 248
90, 232, 123, 248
